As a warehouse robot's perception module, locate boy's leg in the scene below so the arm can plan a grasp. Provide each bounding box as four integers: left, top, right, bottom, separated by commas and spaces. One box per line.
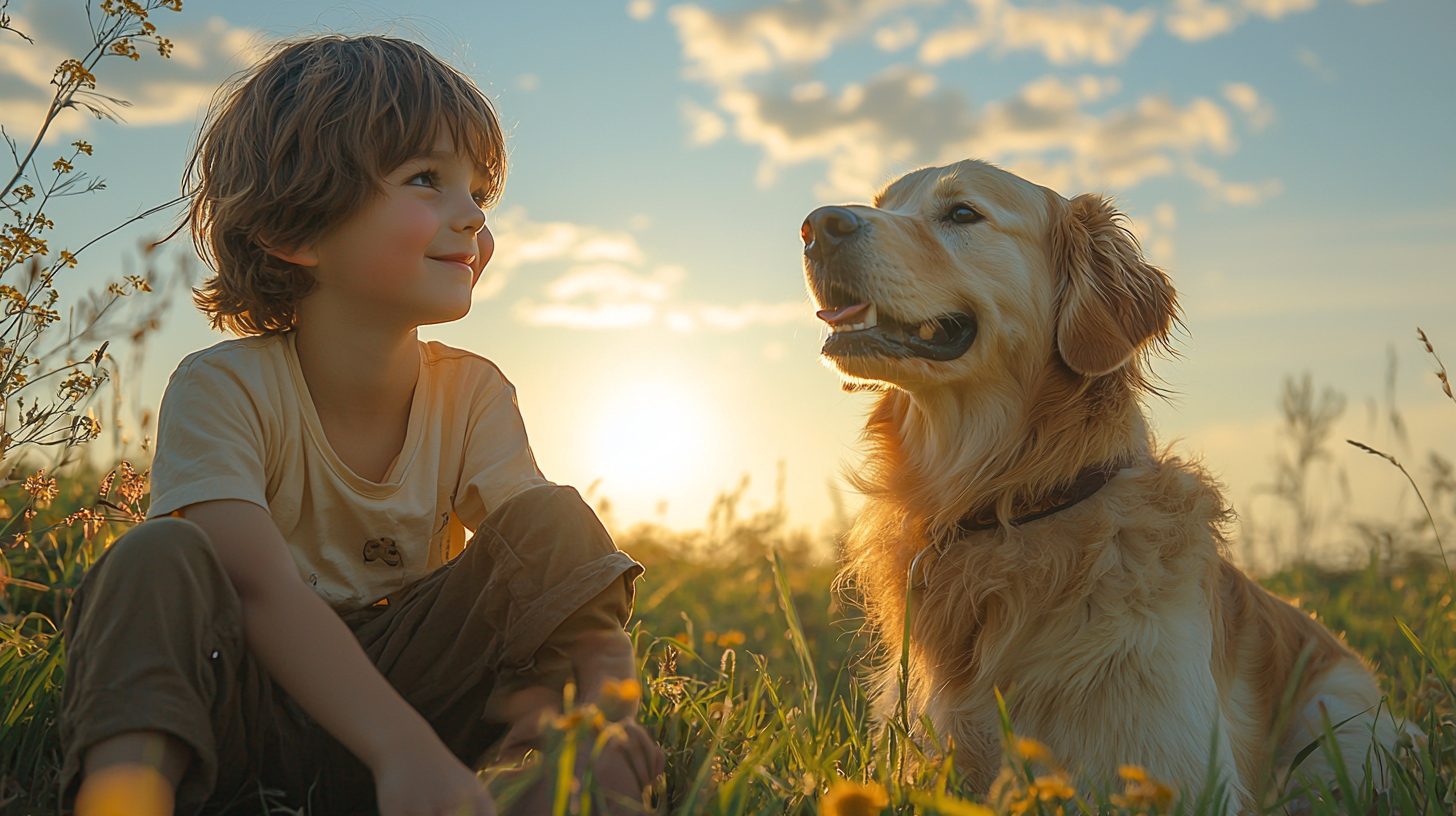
59, 517, 279, 813
349, 484, 642, 764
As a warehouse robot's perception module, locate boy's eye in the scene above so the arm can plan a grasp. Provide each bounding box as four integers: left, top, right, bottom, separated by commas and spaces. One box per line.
471, 190, 489, 206
407, 170, 439, 188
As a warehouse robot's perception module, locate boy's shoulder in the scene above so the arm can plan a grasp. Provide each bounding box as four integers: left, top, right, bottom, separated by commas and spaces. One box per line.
420, 339, 513, 390
170, 334, 285, 381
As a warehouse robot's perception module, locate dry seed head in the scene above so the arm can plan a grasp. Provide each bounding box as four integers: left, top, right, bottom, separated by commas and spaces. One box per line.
1417, 327, 1453, 402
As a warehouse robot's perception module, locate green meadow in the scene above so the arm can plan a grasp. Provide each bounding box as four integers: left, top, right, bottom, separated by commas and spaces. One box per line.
2, 3, 1453, 813
2, 408, 1455, 815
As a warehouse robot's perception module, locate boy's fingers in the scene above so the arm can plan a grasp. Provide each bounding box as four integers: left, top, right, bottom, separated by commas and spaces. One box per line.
626, 726, 664, 782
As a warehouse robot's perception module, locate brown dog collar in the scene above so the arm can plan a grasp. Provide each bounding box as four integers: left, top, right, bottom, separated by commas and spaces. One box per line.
957, 464, 1123, 532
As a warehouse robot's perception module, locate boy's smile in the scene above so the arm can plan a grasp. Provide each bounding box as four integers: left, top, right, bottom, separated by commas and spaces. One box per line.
274, 132, 495, 330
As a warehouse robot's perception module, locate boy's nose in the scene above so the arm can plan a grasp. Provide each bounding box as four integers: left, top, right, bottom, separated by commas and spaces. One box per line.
456, 200, 485, 235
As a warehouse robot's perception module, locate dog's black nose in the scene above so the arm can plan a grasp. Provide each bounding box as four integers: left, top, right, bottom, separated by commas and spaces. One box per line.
804, 206, 864, 242
802, 206, 864, 257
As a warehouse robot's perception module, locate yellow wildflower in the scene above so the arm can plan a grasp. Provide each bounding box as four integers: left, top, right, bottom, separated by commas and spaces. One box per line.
598, 677, 642, 721
1014, 736, 1053, 764
1111, 766, 1175, 811
602, 678, 642, 702
1032, 773, 1075, 801
717, 629, 747, 647
1118, 765, 1148, 783
819, 780, 889, 816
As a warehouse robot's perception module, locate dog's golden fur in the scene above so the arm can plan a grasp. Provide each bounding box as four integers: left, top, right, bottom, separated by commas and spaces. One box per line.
806, 160, 1413, 809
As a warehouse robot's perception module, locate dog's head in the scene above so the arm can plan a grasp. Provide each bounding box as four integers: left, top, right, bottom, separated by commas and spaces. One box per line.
801, 160, 1176, 394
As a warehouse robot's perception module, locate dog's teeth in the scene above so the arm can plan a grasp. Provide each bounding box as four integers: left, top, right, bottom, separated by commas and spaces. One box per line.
918, 321, 935, 341
864, 303, 878, 329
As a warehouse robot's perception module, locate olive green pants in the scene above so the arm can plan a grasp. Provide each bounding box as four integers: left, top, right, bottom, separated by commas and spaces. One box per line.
59, 485, 640, 815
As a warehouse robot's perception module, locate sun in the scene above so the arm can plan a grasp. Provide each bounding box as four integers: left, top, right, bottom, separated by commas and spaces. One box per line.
592, 384, 707, 498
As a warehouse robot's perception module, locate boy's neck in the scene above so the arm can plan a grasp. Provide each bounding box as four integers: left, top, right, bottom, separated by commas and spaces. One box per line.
292, 316, 421, 421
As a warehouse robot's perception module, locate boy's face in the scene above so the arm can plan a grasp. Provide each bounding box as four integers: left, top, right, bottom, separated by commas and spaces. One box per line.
303, 131, 495, 329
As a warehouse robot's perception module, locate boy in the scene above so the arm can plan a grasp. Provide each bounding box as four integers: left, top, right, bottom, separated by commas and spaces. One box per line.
59, 35, 662, 816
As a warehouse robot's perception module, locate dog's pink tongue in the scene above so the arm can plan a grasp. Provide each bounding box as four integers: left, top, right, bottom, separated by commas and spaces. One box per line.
816, 302, 869, 326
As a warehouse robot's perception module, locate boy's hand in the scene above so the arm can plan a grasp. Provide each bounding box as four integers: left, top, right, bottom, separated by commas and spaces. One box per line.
568, 629, 667, 814
374, 741, 496, 816
492, 714, 663, 816
591, 720, 666, 815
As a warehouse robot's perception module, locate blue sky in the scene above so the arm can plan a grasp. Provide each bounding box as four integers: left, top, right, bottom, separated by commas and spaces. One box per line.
2, 0, 1452, 556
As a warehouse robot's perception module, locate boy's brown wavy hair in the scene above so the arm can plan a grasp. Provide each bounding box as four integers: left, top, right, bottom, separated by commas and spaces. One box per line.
186, 35, 506, 336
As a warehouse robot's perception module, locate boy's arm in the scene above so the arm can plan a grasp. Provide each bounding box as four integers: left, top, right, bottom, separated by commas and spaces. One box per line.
182, 499, 493, 815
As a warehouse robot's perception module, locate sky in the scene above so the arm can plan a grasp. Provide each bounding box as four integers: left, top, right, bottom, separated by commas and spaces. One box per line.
1, 0, 1453, 560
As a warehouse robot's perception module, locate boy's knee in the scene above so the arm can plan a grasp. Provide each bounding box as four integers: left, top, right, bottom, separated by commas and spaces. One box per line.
99, 517, 216, 580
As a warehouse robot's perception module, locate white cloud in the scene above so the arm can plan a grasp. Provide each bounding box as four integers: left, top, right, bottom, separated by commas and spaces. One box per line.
1239, 0, 1320, 20
667, 1, 1281, 202
667, 0, 938, 83
1165, 0, 1364, 43
919, 0, 1156, 66
702, 63, 1255, 200
1221, 81, 1273, 131
1296, 47, 1337, 82
681, 98, 727, 145
544, 263, 682, 303
480, 208, 646, 300
0, 5, 259, 139
515, 300, 658, 330
1182, 159, 1282, 205
1164, 0, 1241, 40
874, 19, 921, 51
486, 209, 810, 331
627, 0, 657, 21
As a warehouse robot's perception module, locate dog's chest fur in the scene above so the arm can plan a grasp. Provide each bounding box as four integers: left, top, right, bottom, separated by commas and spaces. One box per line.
896, 460, 1231, 785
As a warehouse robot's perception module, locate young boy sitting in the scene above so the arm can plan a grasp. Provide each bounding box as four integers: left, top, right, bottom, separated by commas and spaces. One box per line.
58, 35, 663, 816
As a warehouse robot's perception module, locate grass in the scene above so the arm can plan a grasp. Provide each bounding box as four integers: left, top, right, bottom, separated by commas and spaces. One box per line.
1, 464, 1453, 815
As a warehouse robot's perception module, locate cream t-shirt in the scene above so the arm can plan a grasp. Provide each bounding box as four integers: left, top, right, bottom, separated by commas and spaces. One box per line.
147, 333, 551, 613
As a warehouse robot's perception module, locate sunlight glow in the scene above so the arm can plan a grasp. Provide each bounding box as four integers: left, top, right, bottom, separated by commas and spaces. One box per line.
592, 384, 708, 499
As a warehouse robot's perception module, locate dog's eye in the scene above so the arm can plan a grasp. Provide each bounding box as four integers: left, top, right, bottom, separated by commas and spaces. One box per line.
948, 204, 984, 224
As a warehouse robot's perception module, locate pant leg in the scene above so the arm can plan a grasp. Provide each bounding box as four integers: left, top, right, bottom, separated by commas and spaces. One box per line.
350, 484, 643, 764
58, 517, 277, 814
59, 518, 379, 815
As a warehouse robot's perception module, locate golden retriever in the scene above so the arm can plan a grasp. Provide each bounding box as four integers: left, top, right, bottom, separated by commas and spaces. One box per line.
800, 160, 1414, 810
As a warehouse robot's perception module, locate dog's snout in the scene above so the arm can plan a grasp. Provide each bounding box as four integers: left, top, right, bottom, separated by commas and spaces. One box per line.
803, 206, 865, 262
809, 206, 864, 241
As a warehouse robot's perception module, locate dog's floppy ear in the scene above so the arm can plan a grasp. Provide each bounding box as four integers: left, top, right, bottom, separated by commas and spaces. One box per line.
1049, 193, 1176, 377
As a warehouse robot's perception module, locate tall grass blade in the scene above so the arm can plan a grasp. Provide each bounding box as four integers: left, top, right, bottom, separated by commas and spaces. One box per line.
769, 547, 817, 714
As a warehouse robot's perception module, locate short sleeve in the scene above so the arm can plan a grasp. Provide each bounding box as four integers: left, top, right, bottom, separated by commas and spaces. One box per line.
147, 358, 270, 519
452, 370, 551, 531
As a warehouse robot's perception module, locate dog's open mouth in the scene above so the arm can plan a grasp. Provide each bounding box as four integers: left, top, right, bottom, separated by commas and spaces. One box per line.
814, 284, 977, 362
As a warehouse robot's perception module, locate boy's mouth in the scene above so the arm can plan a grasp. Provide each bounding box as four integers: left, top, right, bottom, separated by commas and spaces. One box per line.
430, 254, 476, 272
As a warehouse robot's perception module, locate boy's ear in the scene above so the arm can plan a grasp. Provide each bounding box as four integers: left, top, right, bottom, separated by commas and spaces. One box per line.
1048, 193, 1176, 377
257, 235, 319, 268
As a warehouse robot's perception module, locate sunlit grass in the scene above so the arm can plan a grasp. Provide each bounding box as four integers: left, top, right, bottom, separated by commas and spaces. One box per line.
1, 460, 1452, 814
